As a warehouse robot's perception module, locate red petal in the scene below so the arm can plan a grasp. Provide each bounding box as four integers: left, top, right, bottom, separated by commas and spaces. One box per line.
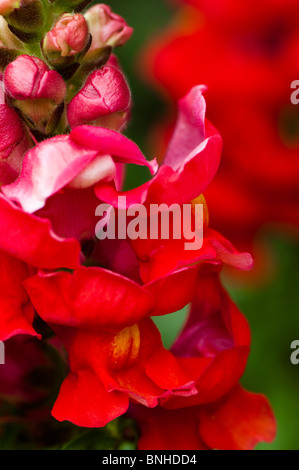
145, 266, 199, 316
0, 195, 80, 270
0, 251, 36, 340
199, 385, 277, 450
25, 267, 155, 329
52, 369, 129, 428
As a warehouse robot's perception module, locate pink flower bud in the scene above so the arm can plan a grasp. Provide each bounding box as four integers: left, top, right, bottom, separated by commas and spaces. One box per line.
67, 65, 131, 131
4, 55, 66, 102
4, 55, 66, 134
43, 14, 90, 59
84, 4, 133, 62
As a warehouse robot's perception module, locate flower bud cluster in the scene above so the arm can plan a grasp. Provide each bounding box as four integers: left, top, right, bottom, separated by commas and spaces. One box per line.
0, 0, 133, 141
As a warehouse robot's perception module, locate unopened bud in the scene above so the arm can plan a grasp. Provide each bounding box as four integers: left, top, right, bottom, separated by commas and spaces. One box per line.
42, 14, 90, 63
42, 13, 91, 79
83, 4, 133, 64
67, 65, 131, 131
4, 55, 66, 134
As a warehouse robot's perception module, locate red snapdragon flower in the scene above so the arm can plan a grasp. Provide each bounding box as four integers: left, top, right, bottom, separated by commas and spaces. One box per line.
19, 87, 259, 432
23, 263, 252, 429
132, 266, 276, 450
23, 261, 276, 448
24, 267, 197, 427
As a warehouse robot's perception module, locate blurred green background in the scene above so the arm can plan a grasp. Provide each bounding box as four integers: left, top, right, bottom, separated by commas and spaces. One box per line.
107, 0, 299, 450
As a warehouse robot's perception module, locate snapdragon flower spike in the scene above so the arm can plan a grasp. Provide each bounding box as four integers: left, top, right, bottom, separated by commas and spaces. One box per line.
67, 65, 131, 131
4, 55, 66, 134
42, 13, 91, 76
83, 4, 133, 64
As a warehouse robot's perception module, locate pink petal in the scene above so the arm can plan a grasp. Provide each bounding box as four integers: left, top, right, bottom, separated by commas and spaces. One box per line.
52, 369, 129, 428
2, 135, 100, 213
163, 85, 208, 169
70, 125, 158, 174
